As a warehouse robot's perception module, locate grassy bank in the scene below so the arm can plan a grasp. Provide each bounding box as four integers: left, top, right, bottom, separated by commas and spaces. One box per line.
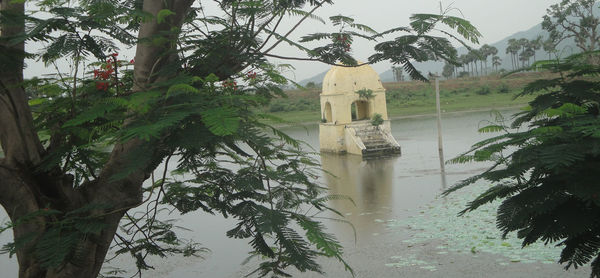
262, 74, 544, 124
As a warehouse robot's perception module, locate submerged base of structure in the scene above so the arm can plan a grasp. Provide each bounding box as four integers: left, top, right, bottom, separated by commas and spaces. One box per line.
319, 120, 401, 159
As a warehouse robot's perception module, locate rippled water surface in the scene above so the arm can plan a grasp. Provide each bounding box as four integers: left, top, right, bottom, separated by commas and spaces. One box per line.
0, 110, 589, 277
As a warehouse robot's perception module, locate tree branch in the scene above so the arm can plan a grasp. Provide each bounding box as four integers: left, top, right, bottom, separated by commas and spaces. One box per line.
86, 0, 194, 209
0, 0, 44, 166
0, 158, 17, 171
262, 1, 324, 55
263, 53, 368, 67
0, 165, 40, 220
255, 12, 286, 52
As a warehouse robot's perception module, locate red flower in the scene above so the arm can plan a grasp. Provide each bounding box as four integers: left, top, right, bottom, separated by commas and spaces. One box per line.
129, 59, 135, 64
100, 71, 111, 80
222, 80, 238, 91
93, 69, 99, 78
96, 82, 109, 91
111, 53, 118, 57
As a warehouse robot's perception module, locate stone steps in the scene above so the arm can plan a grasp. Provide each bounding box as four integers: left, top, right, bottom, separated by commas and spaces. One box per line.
364, 140, 388, 147
349, 123, 401, 159
361, 146, 402, 159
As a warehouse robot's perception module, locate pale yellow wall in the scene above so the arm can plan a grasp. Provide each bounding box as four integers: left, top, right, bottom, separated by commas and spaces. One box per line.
372, 92, 389, 120
319, 124, 346, 153
320, 94, 350, 124
319, 63, 391, 153
320, 90, 387, 125
355, 101, 369, 120
344, 128, 365, 156
324, 102, 333, 122
322, 63, 385, 95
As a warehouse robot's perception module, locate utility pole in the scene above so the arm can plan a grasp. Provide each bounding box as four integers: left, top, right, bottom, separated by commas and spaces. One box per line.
435, 75, 445, 173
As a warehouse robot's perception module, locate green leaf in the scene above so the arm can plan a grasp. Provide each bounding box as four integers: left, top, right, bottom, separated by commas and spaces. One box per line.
200, 107, 240, 136
478, 125, 504, 133
28, 98, 46, 106
451, 51, 600, 277
166, 83, 199, 98
63, 102, 122, 128
157, 9, 176, 24
532, 126, 563, 135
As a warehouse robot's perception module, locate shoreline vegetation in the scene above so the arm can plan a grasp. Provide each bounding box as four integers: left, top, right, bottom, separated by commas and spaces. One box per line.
263, 73, 549, 125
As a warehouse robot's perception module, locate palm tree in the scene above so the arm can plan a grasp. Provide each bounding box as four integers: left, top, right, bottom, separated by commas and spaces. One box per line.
492, 55, 501, 72
530, 35, 543, 63
464, 52, 473, 76
519, 48, 534, 68
479, 45, 490, 75
543, 38, 557, 60
442, 62, 455, 79
507, 39, 520, 70
487, 46, 498, 74
392, 66, 403, 82
468, 50, 479, 76
480, 44, 498, 75
518, 38, 530, 68
458, 54, 468, 76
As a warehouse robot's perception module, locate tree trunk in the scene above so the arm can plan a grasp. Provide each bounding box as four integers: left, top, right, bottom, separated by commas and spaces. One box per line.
0, 0, 43, 166
480, 60, 483, 76
0, 1, 194, 277
484, 60, 488, 75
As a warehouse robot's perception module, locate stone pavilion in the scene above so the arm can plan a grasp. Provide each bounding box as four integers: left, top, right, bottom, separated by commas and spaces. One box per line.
319, 63, 401, 158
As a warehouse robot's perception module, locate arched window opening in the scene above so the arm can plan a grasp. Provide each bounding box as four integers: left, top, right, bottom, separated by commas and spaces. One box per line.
351, 100, 370, 121
324, 102, 333, 123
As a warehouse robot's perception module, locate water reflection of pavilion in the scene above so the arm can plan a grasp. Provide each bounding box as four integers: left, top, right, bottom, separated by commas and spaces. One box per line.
320, 153, 397, 240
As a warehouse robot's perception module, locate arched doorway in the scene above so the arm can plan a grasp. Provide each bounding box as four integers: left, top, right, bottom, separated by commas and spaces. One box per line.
324, 102, 333, 123
351, 100, 370, 121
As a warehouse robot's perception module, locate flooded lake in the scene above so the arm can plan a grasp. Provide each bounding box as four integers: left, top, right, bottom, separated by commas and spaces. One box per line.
0, 109, 589, 277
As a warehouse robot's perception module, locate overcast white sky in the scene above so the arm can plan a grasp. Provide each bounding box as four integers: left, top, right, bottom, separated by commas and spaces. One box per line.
274, 0, 561, 81
25, 0, 561, 81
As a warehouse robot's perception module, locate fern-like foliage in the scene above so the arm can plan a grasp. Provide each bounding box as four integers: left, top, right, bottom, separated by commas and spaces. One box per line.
1, 204, 111, 268
13, 2, 354, 274
298, 10, 479, 80
161, 120, 353, 277
446, 51, 600, 276
2, 1, 481, 277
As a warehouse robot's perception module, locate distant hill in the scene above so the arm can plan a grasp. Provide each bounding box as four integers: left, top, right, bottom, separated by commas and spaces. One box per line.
298, 70, 328, 86
297, 66, 395, 86
379, 22, 578, 79
299, 21, 578, 85
378, 23, 547, 79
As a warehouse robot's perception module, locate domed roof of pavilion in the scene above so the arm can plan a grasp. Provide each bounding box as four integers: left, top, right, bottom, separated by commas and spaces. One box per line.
321, 62, 385, 95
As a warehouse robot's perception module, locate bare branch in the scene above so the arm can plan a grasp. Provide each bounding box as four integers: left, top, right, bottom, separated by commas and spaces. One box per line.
0, 166, 39, 220
263, 53, 368, 67
0, 159, 17, 172
262, 1, 324, 55
255, 12, 286, 52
